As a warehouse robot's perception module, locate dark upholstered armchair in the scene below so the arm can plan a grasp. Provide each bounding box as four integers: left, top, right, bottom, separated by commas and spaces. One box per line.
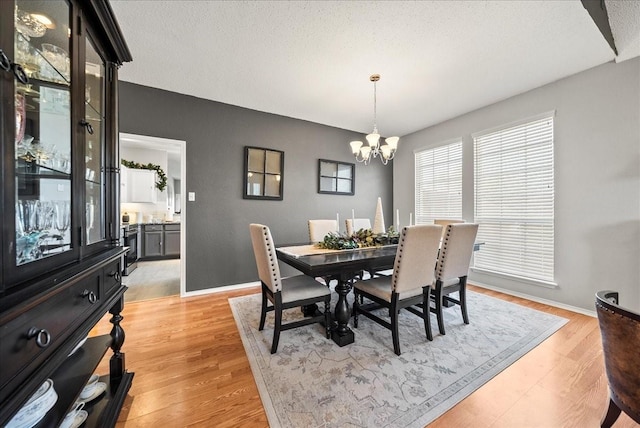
595, 290, 640, 427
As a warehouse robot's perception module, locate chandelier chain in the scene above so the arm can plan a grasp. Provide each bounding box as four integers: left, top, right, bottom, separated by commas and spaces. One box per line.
372, 80, 377, 133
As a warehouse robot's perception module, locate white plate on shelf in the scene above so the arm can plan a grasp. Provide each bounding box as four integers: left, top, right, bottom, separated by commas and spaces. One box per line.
68, 410, 87, 428
67, 337, 88, 357
82, 381, 106, 403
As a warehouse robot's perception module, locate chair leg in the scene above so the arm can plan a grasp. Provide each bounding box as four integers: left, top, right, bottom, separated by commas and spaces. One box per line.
433, 281, 446, 335
271, 302, 282, 354
353, 289, 359, 328
422, 288, 433, 341
324, 298, 331, 339
459, 277, 469, 325
259, 287, 268, 331
600, 397, 622, 428
391, 296, 401, 355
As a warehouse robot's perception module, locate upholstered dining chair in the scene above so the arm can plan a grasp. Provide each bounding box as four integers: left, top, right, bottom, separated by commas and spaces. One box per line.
595, 290, 640, 428
430, 223, 479, 336
353, 224, 442, 355
249, 224, 331, 354
308, 219, 339, 242
345, 218, 372, 236
433, 219, 465, 239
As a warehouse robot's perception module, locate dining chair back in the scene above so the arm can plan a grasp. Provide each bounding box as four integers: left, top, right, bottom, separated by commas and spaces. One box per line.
353, 224, 442, 355
345, 218, 372, 235
433, 219, 465, 239
595, 290, 640, 427
392, 225, 441, 295
250, 224, 331, 353
250, 223, 281, 293
430, 223, 479, 335
308, 219, 338, 242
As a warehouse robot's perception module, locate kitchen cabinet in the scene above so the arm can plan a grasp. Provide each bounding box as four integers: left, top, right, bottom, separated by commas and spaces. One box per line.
164, 224, 181, 256
0, 0, 133, 426
142, 225, 164, 257
120, 164, 129, 203
129, 169, 157, 203
141, 224, 181, 259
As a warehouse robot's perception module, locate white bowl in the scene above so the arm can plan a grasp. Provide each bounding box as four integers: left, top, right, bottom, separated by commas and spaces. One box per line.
6, 379, 58, 428
79, 374, 100, 399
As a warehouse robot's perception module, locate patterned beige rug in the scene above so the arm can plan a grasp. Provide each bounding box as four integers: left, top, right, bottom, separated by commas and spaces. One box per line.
229, 290, 567, 427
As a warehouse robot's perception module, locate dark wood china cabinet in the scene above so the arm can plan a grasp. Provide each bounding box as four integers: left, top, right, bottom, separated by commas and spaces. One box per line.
0, 0, 132, 426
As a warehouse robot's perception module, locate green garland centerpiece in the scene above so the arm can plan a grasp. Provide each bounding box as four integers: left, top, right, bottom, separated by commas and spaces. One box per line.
121, 159, 167, 191
317, 226, 400, 250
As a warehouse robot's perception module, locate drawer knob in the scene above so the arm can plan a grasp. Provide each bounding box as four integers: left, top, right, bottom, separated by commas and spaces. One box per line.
82, 289, 98, 304
108, 270, 121, 283
27, 327, 51, 348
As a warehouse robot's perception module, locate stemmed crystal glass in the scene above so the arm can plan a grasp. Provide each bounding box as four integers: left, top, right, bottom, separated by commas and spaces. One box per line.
35, 201, 55, 256
54, 200, 71, 251
16, 200, 39, 263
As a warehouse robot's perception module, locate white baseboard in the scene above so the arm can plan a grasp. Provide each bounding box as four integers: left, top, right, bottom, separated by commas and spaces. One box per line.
470, 281, 597, 318
181, 281, 260, 298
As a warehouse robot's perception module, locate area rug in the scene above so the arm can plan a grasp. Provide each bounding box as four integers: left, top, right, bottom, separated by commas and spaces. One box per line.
229, 290, 568, 428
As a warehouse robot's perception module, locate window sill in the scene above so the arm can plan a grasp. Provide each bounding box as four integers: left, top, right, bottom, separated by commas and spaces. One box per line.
470, 267, 558, 289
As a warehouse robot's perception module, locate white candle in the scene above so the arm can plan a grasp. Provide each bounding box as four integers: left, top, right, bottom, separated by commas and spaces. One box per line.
336, 213, 340, 232
409, 212, 413, 226
396, 209, 400, 229
351, 209, 355, 233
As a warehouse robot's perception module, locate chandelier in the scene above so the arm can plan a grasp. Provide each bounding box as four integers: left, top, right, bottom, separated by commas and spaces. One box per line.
350, 74, 399, 165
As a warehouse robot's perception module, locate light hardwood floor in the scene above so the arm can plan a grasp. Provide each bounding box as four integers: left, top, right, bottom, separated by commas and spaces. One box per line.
92, 285, 638, 427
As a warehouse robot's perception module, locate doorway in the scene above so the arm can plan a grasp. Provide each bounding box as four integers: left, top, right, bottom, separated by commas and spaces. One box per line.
119, 132, 186, 300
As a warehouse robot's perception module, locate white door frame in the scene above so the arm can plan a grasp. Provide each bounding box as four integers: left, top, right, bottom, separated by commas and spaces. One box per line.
119, 132, 187, 297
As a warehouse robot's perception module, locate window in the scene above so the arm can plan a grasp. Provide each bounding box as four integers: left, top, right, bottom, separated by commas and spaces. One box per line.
414, 140, 462, 224
318, 159, 355, 195
243, 147, 284, 200
473, 112, 554, 283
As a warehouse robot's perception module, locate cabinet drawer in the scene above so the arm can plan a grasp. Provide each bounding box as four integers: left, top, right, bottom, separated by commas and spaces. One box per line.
164, 224, 180, 231
104, 259, 122, 295
0, 273, 102, 394
144, 225, 163, 232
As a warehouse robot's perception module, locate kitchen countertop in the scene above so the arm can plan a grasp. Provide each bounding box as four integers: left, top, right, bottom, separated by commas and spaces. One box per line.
122, 222, 181, 227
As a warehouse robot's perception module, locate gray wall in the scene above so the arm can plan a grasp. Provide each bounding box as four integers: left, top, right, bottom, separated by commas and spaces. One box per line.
393, 58, 640, 312
118, 82, 393, 292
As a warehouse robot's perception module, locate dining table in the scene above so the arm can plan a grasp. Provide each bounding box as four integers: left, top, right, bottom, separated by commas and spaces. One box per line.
276, 241, 484, 347
276, 244, 397, 346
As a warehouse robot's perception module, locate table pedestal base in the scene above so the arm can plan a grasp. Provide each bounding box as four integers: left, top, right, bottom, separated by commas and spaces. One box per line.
331, 329, 354, 346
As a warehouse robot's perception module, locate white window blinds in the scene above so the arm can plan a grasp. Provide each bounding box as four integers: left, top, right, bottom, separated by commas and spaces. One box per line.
415, 140, 462, 224
473, 113, 554, 283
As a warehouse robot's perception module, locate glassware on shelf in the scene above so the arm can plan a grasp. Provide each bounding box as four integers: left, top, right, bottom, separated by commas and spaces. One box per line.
40, 43, 70, 83
15, 33, 41, 77
14, 6, 47, 39
53, 201, 71, 251
15, 93, 26, 144
16, 200, 40, 264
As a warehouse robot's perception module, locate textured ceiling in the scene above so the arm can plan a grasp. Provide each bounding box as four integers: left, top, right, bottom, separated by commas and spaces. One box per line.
110, 0, 639, 138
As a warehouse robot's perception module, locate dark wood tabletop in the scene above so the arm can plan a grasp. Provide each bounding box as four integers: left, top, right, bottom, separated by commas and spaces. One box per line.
276, 244, 398, 278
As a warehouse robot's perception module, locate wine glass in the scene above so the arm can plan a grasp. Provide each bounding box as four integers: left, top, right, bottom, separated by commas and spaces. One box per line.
16, 200, 39, 263
54, 201, 71, 251
35, 201, 55, 257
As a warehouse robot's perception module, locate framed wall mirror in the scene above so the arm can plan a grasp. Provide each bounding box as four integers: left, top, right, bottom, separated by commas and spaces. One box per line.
318, 159, 355, 195
243, 146, 284, 200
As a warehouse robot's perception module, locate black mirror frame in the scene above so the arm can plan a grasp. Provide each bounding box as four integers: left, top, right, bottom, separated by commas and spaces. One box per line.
243, 146, 284, 200
318, 159, 355, 195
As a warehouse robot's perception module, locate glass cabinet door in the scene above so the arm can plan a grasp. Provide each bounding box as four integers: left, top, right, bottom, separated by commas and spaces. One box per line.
84, 36, 105, 245
14, 0, 72, 265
